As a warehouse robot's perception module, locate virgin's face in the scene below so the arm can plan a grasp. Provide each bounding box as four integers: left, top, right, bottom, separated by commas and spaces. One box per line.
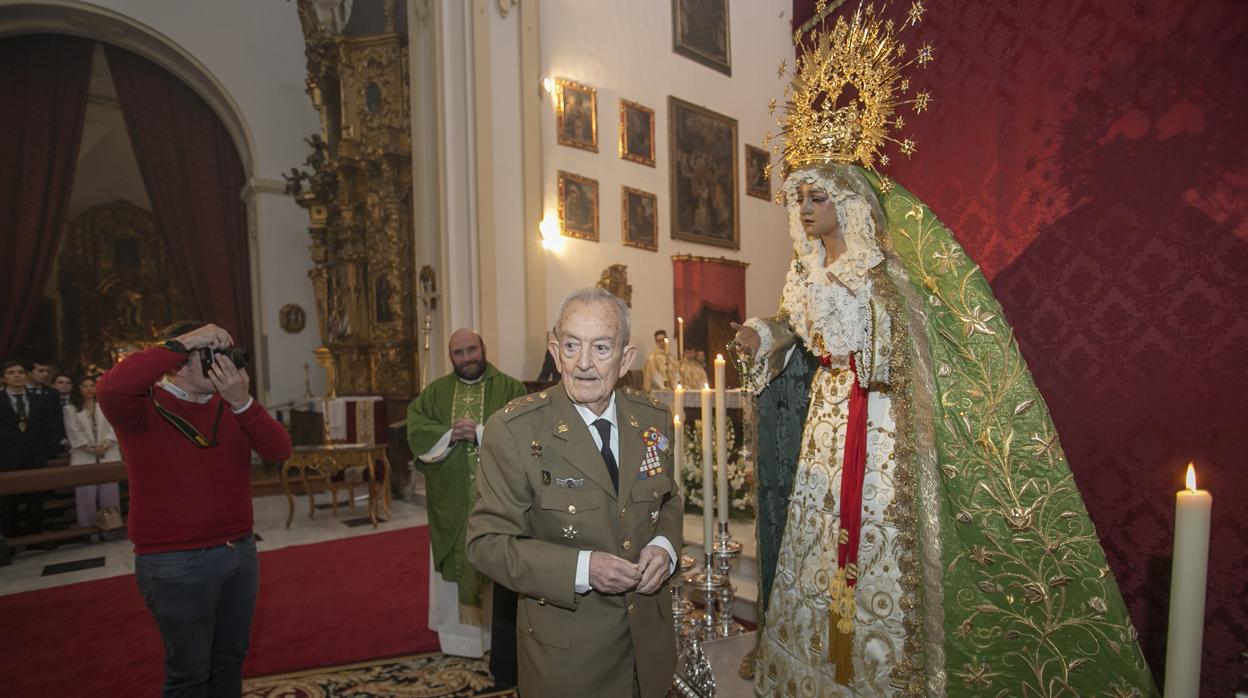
796, 183, 839, 239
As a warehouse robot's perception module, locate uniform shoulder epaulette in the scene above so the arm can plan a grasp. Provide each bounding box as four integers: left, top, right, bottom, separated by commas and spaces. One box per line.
621, 386, 665, 412
500, 389, 551, 419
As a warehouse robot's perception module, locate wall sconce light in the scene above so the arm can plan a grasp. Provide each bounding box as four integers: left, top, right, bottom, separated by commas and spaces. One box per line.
539, 215, 564, 252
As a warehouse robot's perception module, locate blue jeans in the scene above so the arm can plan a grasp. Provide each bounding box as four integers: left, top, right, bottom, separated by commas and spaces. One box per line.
135, 535, 259, 698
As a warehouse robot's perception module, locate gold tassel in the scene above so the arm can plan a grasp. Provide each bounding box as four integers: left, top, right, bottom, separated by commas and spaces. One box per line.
827, 565, 856, 685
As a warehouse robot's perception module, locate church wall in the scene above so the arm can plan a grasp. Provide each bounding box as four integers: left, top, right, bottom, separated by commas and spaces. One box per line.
531, 0, 794, 374
73, 0, 324, 404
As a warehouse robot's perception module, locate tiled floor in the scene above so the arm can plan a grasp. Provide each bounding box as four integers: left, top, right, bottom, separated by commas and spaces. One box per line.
0, 492, 429, 597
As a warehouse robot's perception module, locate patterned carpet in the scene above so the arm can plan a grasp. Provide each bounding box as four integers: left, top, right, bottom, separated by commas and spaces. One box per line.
242, 652, 518, 698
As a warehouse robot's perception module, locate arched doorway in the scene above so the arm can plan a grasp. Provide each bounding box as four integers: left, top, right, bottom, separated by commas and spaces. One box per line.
0, 4, 260, 380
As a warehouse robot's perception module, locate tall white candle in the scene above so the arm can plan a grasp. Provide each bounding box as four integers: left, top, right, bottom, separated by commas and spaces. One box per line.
672, 413, 683, 497
1164, 463, 1212, 698
677, 317, 684, 359
714, 354, 728, 523
700, 384, 713, 556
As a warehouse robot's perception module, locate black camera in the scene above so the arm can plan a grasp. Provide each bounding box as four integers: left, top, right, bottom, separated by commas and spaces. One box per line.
198, 347, 253, 378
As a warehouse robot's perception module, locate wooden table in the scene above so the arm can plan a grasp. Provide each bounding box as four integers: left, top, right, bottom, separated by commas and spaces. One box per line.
281, 444, 392, 529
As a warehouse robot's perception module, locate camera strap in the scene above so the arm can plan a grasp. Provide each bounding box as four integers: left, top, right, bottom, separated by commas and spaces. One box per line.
148, 388, 224, 448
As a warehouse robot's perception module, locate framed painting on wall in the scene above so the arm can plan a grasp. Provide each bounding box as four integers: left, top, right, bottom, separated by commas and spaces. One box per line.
621, 186, 658, 251
556, 78, 598, 152
671, 0, 731, 76
558, 170, 599, 241
744, 144, 772, 200
619, 99, 655, 167
668, 96, 738, 249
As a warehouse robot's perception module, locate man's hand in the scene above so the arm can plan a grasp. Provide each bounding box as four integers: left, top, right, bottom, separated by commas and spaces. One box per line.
636, 544, 673, 594
451, 418, 479, 444
730, 322, 761, 358
175, 323, 234, 351
588, 551, 641, 594
208, 354, 250, 409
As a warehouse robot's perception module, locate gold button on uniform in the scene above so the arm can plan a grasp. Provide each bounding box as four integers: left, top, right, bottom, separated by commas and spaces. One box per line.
622, 540, 631, 551
627, 603, 636, 614
619, 508, 626, 519
528, 627, 534, 635
537, 598, 547, 606
567, 504, 576, 514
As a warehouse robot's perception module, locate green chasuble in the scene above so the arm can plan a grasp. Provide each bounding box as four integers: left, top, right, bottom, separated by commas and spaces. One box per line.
407, 363, 526, 608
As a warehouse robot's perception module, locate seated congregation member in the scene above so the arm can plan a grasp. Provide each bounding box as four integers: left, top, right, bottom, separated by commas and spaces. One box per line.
97, 322, 291, 697
0, 360, 61, 540
467, 288, 682, 698
64, 375, 121, 532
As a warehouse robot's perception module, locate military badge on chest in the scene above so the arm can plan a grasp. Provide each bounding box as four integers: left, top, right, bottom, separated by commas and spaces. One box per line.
638, 426, 668, 480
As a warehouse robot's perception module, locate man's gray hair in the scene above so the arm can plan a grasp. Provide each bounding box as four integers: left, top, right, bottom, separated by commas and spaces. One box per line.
556, 287, 631, 346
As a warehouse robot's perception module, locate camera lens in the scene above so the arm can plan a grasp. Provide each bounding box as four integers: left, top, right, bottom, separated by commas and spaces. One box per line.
226, 348, 252, 369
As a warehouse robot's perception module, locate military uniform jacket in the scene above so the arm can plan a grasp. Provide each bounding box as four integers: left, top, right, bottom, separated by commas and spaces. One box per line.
466, 386, 683, 698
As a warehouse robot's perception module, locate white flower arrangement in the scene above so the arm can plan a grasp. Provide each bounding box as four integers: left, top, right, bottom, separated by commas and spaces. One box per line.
680, 418, 756, 519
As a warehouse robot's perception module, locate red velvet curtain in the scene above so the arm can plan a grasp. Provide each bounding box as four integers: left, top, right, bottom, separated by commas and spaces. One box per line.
103, 44, 254, 353
791, 1, 1248, 691
672, 257, 747, 327
0, 35, 94, 359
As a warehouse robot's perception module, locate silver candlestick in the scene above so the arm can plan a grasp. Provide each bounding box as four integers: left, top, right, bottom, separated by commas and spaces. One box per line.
713, 520, 745, 637
685, 552, 727, 642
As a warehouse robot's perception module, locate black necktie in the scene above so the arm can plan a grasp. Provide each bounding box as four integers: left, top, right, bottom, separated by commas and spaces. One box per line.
15, 393, 27, 419
592, 418, 618, 491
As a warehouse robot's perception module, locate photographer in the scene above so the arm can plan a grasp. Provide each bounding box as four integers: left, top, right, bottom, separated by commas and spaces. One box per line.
96, 321, 291, 697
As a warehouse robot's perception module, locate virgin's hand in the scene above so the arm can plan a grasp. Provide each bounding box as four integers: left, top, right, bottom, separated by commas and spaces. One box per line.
209, 354, 251, 409
730, 322, 760, 357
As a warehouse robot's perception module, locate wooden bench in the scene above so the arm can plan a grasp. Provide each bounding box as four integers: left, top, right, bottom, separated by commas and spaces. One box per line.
0, 460, 127, 564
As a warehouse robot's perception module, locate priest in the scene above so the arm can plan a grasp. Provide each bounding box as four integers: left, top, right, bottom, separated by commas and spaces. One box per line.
407, 329, 527, 683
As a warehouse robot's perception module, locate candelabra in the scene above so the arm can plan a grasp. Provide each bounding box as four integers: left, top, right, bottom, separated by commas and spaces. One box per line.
712, 521, 745, 637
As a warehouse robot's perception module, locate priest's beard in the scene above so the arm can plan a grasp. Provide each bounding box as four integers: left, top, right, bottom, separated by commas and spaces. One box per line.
453, 350, 486, 381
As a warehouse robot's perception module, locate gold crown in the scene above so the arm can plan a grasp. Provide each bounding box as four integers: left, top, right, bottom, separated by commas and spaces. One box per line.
766, 1, 933, 186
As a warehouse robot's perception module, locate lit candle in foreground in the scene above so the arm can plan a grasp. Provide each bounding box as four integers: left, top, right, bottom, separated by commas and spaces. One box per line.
1164, 462, 1211, 698
700, 384, 713, 556
714, 354, 728, 523
672, 413, 683, 497
677, 317, 684, 358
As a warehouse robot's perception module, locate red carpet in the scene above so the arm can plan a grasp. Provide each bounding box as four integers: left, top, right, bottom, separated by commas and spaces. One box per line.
0, 526, 436, 697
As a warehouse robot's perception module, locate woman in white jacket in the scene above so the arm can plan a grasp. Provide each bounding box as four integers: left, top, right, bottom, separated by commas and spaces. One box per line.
64, 375, 121, 529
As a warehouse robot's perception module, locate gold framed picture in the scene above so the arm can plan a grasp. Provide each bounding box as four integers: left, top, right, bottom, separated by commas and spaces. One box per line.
668, 96, 738, 249
558, 170, 599, 241
744, 144, 772, 200
621, 186, 658, 251
619, 99, 655, 167
555, 78, 597, 152
672, 0, 731, 76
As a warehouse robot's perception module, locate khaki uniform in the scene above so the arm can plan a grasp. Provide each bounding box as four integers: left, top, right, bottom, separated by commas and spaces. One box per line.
467, 386, 683, 698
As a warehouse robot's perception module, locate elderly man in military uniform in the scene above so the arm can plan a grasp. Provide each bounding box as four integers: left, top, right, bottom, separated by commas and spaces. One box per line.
467, 288, 682, 698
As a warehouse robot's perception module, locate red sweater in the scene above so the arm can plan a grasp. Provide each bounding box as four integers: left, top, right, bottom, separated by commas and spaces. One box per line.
96, 346, 292, 554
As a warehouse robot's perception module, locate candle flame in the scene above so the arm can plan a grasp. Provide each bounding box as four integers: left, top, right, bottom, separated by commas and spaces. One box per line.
1185, 462, 1197, 492
716, 353, 724, 361
673, 414, 681, 425
703, 383, 710, 390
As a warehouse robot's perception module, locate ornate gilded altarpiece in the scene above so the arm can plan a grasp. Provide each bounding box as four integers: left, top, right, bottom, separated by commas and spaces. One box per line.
57, 200, 188, 373
294, 0, 418, 399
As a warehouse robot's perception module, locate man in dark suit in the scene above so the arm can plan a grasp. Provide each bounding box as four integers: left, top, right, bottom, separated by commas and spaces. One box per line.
0, 360, 60, 539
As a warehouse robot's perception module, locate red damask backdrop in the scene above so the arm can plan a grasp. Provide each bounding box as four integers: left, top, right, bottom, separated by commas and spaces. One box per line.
790, 0, 1248, 692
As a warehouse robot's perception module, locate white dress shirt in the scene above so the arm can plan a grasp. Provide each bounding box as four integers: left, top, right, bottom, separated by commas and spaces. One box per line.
570, 393, 677, 594
159, 379, 253, 413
